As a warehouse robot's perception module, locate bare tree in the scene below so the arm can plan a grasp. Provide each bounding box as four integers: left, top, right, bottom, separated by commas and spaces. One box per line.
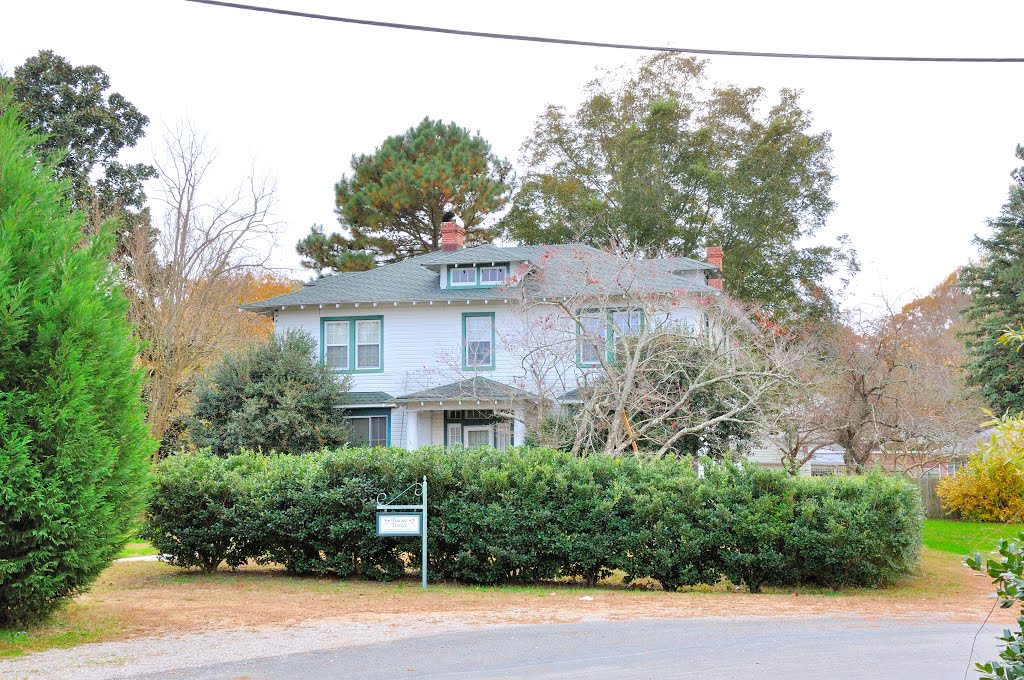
501, 249, 800, 457
817, 287, 983, 474
127, 123, 280, 454
768, 354, 838, 476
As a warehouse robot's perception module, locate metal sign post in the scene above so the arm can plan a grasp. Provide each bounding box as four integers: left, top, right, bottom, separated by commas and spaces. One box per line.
375, 476, 428, 589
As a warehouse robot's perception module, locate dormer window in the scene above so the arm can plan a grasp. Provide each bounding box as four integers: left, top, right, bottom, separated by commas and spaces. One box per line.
449, 266, 476, 286
480, 266, 506, 285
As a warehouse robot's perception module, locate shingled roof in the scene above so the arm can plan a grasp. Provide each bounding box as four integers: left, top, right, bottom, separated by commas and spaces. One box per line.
395, 377, 537, 403
345, 391, 395, 407
242, 244, 719, 312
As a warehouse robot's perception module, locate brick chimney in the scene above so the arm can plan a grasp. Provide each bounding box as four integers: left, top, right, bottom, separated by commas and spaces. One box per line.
706, 246, 724, 291
440, 212, 465, 252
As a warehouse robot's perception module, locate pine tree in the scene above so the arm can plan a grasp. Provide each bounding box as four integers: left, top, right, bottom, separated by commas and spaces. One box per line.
962, 146, 1024, 414
0, 94, 154, 625
296, 118, 511, 273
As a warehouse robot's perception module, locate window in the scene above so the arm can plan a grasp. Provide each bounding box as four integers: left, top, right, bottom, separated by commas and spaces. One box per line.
323, 320, 349, 371
447, 423, 463, 447
446, 409, 492, 420
495, 422, 512, 451
464, 426, 492, 448
463, 313, 495, 369
349, 415, 388, 447
578, 309, 643, 365
355, 319, 381, 369
450, 267, 476, 286
612, 310, 642, 337
480, 266, 506, 285
321, 316, 383, 372
578, 315, 604, 366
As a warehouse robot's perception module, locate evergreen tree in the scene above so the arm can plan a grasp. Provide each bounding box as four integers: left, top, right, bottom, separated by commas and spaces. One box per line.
297, 118, 511, 273
188, 331, 351, 456
0, 94, 153, 626
962, 146, 1024, 414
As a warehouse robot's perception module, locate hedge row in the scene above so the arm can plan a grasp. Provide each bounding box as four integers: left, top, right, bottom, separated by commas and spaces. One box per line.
141, 447, 924, 592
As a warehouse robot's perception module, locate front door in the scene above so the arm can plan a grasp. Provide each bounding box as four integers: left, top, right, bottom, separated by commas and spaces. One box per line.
463, 425, 493, 448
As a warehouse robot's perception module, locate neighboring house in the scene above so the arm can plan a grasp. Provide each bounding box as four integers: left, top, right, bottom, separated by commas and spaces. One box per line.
747, 444, 848, 476
242, 219, 722, 450
750, 432, 989, 477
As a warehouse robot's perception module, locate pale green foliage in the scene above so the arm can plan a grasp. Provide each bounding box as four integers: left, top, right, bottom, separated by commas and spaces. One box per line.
999, 328, 1024, 349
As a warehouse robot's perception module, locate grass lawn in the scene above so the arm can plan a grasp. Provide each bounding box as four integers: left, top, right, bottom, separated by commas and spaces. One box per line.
0, 545, 1008, 660
922, 518, 1024, 556
115, 541, 158, 559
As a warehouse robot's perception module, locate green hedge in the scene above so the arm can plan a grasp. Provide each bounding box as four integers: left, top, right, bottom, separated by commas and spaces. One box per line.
141, 447, 924, 591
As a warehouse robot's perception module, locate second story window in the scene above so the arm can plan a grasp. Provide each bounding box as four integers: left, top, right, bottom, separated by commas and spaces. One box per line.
450, 266, 476, 286
578, 315, 605, 366
324, 320, 349, 371
355, 319, 382, 369
612, 310, 642, 347
480, 266, 506, 285
463, 312, 495, 369
578, 309, 643, 366
321, 316, 383, 373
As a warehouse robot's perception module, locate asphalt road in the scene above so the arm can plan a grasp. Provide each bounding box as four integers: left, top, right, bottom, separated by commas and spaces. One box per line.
151, 617, 1000, 679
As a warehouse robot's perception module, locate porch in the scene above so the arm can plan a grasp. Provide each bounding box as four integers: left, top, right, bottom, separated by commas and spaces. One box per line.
393, 377, 535, 450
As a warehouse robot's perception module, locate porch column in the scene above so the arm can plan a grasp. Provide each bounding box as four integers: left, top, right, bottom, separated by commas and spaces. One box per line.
406, 409, 419, 450
513, 409, 526, 447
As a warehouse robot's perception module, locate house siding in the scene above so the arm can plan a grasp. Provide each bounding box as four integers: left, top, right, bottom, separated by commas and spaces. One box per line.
276, 302, 704, 398
277, 303, 531, 395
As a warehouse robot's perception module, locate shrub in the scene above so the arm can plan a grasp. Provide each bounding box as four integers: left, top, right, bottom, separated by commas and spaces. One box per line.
187, 330, 351, 456
0, 96, 154, 626
611, 458, 719, 591
142, 447, 922, 592
140, 452, 249, 573
937, 413, 1024, 522
967, 531, 1024, 679
788, 472, 924, 588
704, 462, 796, 593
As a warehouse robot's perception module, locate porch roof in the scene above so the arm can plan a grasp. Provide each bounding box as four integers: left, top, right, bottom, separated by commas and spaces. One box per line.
345, 391, 396, 407
394, 377, 537, 404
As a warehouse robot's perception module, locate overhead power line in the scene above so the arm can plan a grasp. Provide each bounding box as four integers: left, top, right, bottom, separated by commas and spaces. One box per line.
185, 0, 1024, 63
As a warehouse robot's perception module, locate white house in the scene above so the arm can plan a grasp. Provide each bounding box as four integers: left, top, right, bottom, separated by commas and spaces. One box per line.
243, 220, 723, 450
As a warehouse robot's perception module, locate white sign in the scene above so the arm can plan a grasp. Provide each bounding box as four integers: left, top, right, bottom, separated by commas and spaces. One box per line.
376, 512, 422, 536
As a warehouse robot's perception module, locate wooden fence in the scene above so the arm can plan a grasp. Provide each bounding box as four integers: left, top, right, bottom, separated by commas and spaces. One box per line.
914, 475, 956, 519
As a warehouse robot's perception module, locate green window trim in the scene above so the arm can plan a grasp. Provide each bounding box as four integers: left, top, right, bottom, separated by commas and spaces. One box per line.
461, 311, 496, 371
575, 308, 645, 368
320, 315, 385, 374
446, 263, 510, 289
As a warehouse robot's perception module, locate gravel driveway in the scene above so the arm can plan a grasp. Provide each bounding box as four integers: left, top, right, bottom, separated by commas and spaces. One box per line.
0, 615, 1002, 679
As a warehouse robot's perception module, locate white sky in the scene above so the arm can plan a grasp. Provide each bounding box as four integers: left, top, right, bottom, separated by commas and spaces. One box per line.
5, 0, 1024, 310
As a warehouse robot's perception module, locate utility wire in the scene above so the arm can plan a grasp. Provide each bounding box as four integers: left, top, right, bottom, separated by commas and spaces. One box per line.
185, 0, 1024, 63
